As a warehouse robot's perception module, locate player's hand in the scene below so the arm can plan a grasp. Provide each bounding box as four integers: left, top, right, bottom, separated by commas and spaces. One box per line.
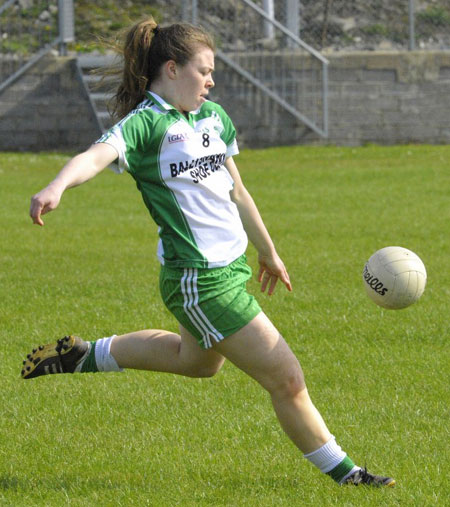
29, 185, 62, 226
257, 252, 292, 295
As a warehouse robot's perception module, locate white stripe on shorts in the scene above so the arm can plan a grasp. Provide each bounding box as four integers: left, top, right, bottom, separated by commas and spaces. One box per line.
181, 268, 224, 348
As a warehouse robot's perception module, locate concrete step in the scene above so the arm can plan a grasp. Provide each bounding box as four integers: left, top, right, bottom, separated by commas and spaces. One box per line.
82, 74, 103, 86
90, 92, 112, 103
77, 54, 117, 132
77, 54, 117, 69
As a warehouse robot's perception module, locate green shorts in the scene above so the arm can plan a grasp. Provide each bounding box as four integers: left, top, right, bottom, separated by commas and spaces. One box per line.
159, 254, 262, 349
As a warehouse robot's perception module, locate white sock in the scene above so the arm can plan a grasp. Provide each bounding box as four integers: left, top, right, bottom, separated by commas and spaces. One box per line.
304, 436, 347, 473
95, 335, 123, 372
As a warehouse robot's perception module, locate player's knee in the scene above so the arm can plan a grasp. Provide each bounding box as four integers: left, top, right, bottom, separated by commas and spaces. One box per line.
270, 367, 306, 399
196, 364, 221, 378
187, 358, 224, 378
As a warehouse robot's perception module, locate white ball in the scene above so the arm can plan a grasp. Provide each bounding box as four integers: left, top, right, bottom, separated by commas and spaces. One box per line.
363, 246, 427, 309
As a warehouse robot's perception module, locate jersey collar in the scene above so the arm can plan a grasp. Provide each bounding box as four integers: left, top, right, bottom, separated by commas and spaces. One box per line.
145, 91, 177, 112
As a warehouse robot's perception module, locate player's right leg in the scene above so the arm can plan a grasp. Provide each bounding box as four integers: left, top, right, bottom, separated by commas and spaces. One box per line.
21, 325, 225, 379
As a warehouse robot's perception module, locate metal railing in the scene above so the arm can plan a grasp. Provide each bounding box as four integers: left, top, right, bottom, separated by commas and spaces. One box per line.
0, 0, 74, 93
244, 0, 450, 51
3, 0, 447, 137
183, 0, 329, 138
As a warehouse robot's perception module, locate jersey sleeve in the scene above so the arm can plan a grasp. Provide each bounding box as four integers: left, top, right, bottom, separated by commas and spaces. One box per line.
95, 113, 148, 174
95, 126, 127, 174
216, 105, 239, 157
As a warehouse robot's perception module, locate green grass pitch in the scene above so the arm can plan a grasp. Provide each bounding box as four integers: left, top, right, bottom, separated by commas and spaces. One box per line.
0, 145, 449, 505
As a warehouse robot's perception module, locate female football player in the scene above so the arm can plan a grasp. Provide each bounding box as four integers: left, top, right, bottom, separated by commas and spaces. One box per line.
22, 17, 394, 488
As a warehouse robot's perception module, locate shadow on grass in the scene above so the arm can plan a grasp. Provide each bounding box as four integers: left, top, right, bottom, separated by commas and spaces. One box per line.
0, 476, 21, 491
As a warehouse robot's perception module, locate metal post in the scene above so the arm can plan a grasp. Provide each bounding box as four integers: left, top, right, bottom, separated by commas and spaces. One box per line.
192, 0, 198, 25
181, 2, 189, 22
322, 61, 328, 137
286, 0, 300, 48
262, 0, 275, 40
408, 0, 415, 51
58, 0, 75, 56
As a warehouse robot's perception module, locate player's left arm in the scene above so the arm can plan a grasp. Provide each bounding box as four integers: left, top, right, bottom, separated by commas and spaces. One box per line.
225, 156, 292, 295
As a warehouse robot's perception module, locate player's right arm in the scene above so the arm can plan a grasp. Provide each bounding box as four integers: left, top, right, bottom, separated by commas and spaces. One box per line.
30, 142, 118, 226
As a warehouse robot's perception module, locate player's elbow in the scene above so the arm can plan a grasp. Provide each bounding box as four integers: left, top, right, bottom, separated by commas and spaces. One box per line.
230, 182, 251, 206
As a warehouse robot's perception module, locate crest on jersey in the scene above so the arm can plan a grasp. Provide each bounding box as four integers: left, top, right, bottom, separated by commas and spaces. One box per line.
168, 132, 190, 143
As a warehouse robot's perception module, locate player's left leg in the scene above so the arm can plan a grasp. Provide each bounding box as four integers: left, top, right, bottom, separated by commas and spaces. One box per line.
212, 311, 395, 487
212, 311, 331, 453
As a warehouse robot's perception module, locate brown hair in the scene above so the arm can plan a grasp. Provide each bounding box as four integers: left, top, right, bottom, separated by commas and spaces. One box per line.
105, 17, 215, 120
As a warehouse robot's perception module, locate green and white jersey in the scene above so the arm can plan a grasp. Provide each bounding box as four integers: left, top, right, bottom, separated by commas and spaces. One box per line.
96, 91, 247, 268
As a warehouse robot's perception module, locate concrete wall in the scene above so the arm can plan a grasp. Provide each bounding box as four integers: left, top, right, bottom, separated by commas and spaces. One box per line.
213, 50, 450, 147
0, 51, 449, 150
0, 55, 101, 152
325, 51, 450, 146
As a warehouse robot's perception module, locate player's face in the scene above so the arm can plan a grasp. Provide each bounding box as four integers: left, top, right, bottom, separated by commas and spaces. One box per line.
173, 46, 215, 113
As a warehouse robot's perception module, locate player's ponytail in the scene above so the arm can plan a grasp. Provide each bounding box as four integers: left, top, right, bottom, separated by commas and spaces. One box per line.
105, 17, 215, 120
110, 17, 158, 120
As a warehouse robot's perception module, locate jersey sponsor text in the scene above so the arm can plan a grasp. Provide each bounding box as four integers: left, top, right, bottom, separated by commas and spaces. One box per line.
169, 153, 226, 183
